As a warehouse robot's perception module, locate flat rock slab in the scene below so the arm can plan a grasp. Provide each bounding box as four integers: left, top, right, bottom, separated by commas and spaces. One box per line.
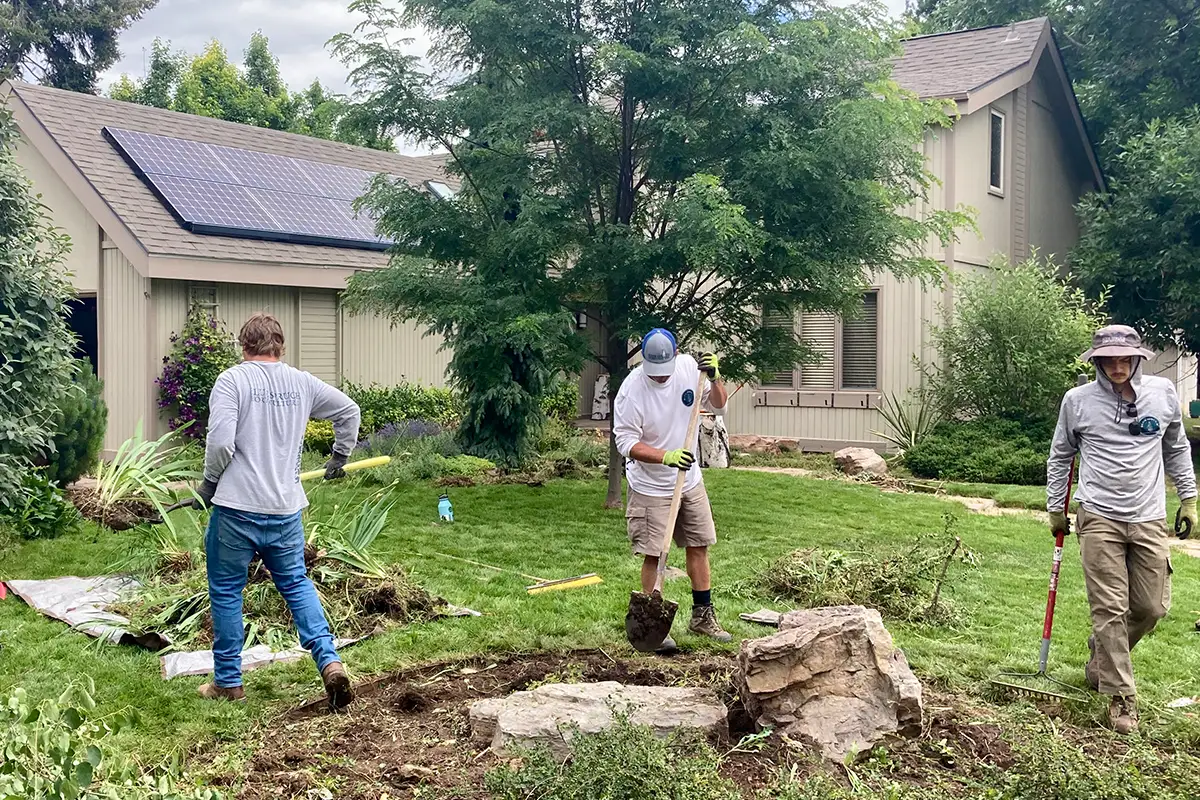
469, 681, 728, 756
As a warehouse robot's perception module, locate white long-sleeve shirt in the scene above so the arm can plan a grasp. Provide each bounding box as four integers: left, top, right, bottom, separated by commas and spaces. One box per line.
204, 360, 360, 515
613, 354, 725, 497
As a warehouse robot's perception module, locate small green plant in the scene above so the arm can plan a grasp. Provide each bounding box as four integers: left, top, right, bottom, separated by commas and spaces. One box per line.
304, 419, 336, 454
903, 417, 1054, 485
0, 469, 79, 540
0, 682, 221, 799
156, 305, 240, 440
540, 374, 579, 421
485, 714, 740, 800
871, 390, 937, 456
40, 360, 108, 486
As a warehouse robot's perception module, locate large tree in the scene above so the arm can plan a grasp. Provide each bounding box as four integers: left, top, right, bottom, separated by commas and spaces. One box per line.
109, 34, 395, 150
335, 0, 969, 502
0, 0, 156, 92
0, 108, 77, 508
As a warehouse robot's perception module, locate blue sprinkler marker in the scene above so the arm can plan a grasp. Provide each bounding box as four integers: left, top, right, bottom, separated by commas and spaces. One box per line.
438, 493, 453, 522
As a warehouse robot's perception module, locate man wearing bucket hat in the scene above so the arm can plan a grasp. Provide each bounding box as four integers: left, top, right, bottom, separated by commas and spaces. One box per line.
1047, 324, 1197, 734
613, 328, 731, 651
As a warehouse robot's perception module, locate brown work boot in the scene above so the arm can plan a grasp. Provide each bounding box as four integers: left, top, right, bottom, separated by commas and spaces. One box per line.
1109, 695, 1138, 735
688, 604, 733, 642
1085, 635, 1099, 691
322, 662, 354, 709
197, 683, 246, 702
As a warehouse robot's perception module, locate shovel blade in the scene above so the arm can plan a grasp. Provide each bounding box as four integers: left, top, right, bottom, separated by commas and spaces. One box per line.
625, 590, 678, 653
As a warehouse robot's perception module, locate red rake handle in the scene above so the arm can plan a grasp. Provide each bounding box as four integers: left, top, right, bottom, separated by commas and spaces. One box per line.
1039, 457, 1076, 672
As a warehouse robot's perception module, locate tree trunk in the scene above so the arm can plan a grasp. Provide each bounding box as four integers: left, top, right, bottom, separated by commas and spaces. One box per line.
603, 329, 631, 509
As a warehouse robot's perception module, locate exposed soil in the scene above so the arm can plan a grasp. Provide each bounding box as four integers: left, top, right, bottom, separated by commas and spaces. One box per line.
66, 484, 159, 531
206, 650, 1067, 800
625, 590, 679, 652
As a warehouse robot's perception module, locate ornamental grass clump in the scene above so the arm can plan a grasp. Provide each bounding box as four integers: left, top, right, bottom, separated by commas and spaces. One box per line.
156, 305, 240, 440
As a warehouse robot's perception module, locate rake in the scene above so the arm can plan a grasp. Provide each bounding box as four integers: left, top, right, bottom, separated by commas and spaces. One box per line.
990, 455, 1088, 702
421, 550, 603, 594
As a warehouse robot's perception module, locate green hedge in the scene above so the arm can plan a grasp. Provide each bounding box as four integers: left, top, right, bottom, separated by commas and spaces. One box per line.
344, 381, 461, 430
40, 360, 107, 486
903, 417, 1054, 486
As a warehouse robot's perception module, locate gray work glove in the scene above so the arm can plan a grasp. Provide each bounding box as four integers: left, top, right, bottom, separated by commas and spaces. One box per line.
194, 478, 218, 510
324, 451, 349, 480
1048, 511, 1069, 537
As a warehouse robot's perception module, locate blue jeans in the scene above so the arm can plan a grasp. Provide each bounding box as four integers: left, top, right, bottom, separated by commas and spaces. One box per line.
205, 506, 340, 688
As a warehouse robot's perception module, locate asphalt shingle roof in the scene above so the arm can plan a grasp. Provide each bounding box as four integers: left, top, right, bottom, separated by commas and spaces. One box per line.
10, 82, 453, 269
892, 17, 1048, 100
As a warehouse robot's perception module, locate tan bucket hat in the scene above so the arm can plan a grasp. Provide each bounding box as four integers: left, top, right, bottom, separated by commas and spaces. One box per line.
1079, 324, 1155, 362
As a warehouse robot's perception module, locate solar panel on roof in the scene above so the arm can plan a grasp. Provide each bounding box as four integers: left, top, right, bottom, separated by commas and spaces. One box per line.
103, 126, 396, 251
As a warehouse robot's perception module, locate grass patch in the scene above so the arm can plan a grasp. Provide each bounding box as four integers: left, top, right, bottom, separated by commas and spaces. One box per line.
2, 469, 1200, 779
728, 450, 837, 473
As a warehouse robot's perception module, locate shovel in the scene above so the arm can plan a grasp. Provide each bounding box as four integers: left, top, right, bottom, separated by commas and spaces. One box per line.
626, 368, 706, 653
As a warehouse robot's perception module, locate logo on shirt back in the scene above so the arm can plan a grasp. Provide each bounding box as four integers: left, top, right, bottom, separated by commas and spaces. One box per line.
682, 389, 695, 407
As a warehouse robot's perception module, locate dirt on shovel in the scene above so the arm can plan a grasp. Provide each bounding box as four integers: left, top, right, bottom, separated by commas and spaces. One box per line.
625, 589, 678, 652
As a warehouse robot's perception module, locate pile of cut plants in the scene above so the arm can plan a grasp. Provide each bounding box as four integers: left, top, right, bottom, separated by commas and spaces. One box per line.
110, 486, 445, 653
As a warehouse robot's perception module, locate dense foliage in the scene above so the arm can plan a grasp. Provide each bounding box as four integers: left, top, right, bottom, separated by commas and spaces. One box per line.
0, 109, 78, 512
924, 256, 1104, 423
155, 306, 240, 440
108, 35, 393, 150
40, 360, 108, 486
0, 470, 79, 540
336, 0, 969, 488
0, 0, 156, 92
903, 417, 1055, 485
344, 380, 461, 430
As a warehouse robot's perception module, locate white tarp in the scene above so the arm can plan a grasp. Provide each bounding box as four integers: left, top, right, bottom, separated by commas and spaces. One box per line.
6, 576, 483, 680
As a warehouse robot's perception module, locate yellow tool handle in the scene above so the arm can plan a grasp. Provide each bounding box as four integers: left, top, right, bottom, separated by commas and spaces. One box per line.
299, 455, 391, 482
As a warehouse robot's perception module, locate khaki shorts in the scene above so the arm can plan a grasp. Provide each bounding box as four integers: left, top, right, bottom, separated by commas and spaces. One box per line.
626, 483, 717, 557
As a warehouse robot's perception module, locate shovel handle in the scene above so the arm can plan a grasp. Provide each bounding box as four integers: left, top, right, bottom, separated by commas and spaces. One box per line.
298, 455, 391, 482
652, 369, 707, 595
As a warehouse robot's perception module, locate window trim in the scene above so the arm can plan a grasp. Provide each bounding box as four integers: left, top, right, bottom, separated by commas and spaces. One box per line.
988, 108, 1006, 196
757, 289, 882, 395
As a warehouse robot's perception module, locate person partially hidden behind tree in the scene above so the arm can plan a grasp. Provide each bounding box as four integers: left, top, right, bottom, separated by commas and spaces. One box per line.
613, 328, 732, 652
194, 312, 361, 708
1047, 324, 1198, 734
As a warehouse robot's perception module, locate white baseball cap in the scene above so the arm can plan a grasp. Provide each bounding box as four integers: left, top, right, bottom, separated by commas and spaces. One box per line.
641, 328, 677, 377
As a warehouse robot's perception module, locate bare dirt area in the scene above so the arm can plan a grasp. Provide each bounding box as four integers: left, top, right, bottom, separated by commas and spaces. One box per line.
213, 650, 791, 799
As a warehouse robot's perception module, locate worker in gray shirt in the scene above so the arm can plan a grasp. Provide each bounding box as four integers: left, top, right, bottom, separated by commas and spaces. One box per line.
1047, 324, 1198, 734
194, 312, 360, 708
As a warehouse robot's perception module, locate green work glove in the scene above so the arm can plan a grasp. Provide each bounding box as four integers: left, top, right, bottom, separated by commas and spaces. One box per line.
662, 449, 696, 470
1176, 497, 1197, 540
698, 352, 720, 382
1048, 511, 1069, 538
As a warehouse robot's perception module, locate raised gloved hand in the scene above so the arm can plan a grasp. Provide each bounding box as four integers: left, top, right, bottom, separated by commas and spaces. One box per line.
325, 451, 349, 481
662, 449, 696, 471
1049, 511, 1069, 538
699, 352, 721, 382
194, 478, 218, 510
1175, 497, 1197, 540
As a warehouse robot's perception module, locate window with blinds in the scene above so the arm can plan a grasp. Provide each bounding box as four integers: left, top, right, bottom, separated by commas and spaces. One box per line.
841, 292, 878, 390
800, 312, 837, 389
760, 307, 797, 388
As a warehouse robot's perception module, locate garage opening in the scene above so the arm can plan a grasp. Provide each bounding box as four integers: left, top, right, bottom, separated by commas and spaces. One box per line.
67, 296, 98, 374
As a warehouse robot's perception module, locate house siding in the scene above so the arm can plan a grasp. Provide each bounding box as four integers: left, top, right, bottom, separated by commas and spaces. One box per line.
954, 92, 1014, 266
100, 244, 151, 452
1027, 60, 1088, 264
299, 290, 339, 383
340, 311, 450, 388
14, 133, 100, 293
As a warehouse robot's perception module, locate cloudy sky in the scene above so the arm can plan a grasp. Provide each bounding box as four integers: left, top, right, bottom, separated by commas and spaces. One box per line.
103, 0, 911, 98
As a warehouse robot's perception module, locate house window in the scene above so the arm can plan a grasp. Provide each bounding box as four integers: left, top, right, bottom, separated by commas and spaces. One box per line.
989, 109, 1005, 195
757, 292, 880, 392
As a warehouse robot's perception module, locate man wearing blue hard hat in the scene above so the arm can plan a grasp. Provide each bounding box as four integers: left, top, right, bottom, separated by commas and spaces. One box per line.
613, 328, 730, 651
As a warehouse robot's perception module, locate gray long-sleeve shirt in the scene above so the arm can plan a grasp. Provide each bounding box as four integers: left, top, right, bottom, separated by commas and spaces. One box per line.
1047, 364, 1196, 523
204, 360, 360, 515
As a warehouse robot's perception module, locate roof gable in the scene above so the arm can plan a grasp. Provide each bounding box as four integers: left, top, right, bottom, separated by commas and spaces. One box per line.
4, 81, 453, 272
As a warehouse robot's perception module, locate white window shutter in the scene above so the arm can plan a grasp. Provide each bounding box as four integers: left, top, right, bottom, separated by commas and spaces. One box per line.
800, 311, 837, 389
761, 307, 796, 388
841, 292, 878, 390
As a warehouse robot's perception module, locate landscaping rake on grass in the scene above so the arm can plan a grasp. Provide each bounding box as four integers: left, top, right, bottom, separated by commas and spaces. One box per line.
990, 456, 1089, 703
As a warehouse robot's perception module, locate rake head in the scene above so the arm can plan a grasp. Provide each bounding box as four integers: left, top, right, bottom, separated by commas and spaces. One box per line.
990, 670, 1088, 702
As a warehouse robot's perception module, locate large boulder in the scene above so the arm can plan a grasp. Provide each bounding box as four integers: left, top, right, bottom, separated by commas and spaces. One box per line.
834, 447, 888, 477
469, 681, 728, 757
737, 605, 922, 762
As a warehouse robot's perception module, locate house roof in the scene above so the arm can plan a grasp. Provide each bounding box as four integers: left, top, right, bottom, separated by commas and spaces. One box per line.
4, 81, 453, 276
892, 17, 1048, 101
893, 17, 1104, 191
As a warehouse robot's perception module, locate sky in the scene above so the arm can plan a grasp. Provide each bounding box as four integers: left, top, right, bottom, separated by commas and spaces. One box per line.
103, 0, 912, 98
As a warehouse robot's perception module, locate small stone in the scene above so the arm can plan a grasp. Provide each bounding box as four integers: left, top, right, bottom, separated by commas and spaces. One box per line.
833, 447, 888, 477
469, 682, 728, 757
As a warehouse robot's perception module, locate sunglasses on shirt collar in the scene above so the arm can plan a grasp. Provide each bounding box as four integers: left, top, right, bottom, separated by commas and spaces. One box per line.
1118, 402, 1160, 436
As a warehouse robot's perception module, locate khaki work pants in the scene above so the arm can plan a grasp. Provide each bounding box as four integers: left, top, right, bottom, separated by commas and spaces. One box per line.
1076, 506, 1173, 697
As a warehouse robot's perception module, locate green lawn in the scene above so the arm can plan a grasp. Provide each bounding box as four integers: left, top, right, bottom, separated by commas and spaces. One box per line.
3, 470, 1200, 768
